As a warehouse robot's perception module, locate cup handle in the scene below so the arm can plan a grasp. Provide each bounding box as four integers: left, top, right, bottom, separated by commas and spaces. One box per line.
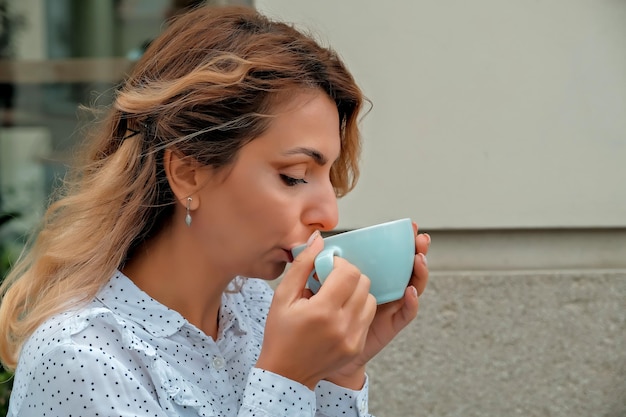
314, 246, 342, 283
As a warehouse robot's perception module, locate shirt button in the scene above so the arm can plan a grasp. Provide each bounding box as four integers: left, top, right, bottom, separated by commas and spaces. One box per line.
358, 398, 367, 415
212, 355, 225, 369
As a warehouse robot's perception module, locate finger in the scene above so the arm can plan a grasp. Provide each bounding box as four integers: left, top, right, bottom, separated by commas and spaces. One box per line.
314, 257, 364, 307
416, 233, 430, 255
347, 287, 377, 343
410, 253, 429, 296
275, 231, 323, 302
412, 221, 431, 255
392, 286, 419, 332
341, 271, 373, 314
365, 292, 378, 324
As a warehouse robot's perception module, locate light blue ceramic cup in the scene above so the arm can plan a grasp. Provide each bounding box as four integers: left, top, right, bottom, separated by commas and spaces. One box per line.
291, 218, 415, 304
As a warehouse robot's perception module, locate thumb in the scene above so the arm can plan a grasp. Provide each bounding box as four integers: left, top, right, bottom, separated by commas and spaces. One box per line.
276, 231, 323, 301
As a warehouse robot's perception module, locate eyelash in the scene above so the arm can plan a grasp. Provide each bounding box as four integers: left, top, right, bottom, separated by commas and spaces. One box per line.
280, 174, 308, 187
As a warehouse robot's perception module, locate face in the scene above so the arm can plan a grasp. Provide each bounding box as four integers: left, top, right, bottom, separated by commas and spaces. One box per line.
191, 90, 341, 280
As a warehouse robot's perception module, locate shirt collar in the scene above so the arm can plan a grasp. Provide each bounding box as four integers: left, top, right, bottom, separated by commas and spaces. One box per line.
218, 281, 250, 338
97, 271, 250, 339
96, 271, 187, 337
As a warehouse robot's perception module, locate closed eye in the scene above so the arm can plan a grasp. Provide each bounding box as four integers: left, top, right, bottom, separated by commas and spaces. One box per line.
280, 174, 308, 187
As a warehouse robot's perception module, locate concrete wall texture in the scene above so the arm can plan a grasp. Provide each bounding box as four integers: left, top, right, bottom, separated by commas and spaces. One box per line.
269, 229, 626, 416
367, 269, 626, 417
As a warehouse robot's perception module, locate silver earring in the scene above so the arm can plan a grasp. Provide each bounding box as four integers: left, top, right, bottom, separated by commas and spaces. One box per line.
185, 197, 192, 227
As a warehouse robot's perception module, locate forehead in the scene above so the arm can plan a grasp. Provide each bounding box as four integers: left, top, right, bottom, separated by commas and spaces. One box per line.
207, 89, 344, 186
250, 89, 341, 153
268, 87, 336, 117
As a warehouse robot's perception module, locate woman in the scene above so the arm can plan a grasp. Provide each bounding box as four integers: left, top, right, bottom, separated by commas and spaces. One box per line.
0, 5, 430, 416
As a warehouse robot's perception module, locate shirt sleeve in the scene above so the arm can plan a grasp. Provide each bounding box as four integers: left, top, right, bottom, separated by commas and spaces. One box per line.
315, 375, 373, 417
240, 367, 316, 417
239, 368, 373, 417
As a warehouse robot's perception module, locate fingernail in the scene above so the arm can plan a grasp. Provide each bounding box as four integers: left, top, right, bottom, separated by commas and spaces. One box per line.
419, 253, 428, 266
424, 233, 432, 246
411, 285, 418, 299
307, 230, 320, 247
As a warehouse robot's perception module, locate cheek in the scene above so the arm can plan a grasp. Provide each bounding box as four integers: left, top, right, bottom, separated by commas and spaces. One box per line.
214, 174, 294, 236
239, 187, 294, 229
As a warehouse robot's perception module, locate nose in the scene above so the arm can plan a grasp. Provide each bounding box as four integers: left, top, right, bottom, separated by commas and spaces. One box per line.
302, 181, 339, 232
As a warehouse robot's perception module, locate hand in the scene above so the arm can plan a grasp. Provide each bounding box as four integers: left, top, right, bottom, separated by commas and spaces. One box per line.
256, 231, 377, 390
325, 222, 431, 388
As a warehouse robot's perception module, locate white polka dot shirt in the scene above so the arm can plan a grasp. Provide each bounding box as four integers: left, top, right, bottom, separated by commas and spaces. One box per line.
8, 271, 372, 417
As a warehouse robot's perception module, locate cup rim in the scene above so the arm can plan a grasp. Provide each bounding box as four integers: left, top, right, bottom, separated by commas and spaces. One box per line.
291, 218, 412, 255
329, 217, 412, 238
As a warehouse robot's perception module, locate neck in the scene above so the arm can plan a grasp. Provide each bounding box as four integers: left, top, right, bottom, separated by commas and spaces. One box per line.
122, 224, 231, 340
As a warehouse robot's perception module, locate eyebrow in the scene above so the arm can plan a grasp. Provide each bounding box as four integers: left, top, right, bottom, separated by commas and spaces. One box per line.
282, 147, 328, 166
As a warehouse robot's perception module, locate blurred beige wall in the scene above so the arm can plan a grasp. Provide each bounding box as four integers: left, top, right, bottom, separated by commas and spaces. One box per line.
256, 0, 626, 231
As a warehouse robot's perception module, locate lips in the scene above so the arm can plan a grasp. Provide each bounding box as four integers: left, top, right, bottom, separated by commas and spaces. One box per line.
283, 249, 295, 263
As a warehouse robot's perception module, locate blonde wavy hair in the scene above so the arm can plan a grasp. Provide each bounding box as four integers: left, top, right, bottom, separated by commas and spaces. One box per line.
0, 5, 365, 370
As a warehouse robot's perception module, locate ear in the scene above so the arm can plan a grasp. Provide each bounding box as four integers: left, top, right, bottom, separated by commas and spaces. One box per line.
163, 148, 203, 210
